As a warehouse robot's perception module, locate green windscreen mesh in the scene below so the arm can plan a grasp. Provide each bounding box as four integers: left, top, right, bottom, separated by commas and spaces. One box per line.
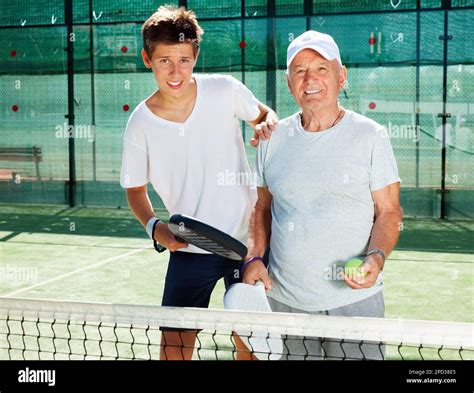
0, 1, 473, 218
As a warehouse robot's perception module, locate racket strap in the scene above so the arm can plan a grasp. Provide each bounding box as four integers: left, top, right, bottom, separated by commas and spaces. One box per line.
146, 217, 159, 239
152, 219, 167, 253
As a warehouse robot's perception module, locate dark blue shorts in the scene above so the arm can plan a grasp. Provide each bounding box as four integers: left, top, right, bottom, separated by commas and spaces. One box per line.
160, 249, 270, 332
161, 251, 242, 331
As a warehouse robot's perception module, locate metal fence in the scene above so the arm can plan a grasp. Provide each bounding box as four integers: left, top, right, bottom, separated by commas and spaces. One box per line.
1, 0, 473, 218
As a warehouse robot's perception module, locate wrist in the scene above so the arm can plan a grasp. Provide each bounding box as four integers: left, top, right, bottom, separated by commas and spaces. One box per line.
151, 219, 167, 253
247, 246, 267, 259
241, 256, 264, 275
145, 217, 160, 240
366, 248, 386, 270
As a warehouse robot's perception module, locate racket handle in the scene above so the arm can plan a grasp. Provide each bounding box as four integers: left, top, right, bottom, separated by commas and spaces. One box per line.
175, 236, 186, 244
255, 281, 265, 289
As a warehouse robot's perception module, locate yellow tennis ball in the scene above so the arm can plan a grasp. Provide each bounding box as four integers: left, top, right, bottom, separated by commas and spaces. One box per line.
344, 258, 367, 278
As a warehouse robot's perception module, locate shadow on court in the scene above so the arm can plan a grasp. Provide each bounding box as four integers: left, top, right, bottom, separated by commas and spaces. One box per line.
0, 205, 168, 241
0, 205, 473, 254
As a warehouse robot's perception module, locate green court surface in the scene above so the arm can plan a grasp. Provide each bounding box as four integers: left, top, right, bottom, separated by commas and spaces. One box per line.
0, 205, 472, 324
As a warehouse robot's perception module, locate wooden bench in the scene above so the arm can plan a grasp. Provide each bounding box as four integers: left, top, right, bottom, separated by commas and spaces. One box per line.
0, 146, 43, 180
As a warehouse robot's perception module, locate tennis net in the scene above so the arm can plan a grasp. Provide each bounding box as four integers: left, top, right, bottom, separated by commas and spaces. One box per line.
0, 297, 472, 361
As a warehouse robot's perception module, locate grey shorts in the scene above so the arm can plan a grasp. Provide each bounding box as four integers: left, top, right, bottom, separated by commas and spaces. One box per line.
267, 291, 385, 360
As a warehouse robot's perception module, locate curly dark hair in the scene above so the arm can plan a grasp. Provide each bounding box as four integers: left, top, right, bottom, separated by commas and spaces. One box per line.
142, 5, 204, 58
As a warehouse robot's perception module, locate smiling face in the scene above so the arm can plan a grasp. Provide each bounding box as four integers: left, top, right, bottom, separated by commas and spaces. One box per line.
286, 49, 346, 113
142, 42, 197, 98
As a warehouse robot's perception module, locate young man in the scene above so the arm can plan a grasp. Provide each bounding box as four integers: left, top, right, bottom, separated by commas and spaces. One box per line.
120, 5, 277, 360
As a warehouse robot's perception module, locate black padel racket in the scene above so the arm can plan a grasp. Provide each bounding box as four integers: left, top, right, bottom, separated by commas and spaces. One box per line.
168, 214, 247, 261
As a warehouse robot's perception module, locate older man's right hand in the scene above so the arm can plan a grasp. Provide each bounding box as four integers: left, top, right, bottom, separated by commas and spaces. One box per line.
242, 260, 272, 291
250, 119, 278, 147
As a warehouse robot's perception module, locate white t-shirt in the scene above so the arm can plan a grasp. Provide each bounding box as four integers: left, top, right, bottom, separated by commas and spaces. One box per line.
120, 74, 260, 253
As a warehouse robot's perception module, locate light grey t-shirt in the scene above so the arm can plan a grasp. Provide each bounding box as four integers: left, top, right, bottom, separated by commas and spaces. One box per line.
256, 109, 401, 311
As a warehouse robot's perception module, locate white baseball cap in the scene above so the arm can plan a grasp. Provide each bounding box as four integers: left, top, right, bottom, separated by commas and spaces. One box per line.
286, 30, 342, 70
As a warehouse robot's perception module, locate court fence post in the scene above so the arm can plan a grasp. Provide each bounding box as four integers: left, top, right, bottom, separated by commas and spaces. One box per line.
65, 0, 76, 207
266, 0, 276, 112
439, 0, 452, 219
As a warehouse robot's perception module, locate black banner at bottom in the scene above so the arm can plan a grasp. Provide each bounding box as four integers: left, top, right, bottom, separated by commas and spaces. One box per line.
0, 360, 472, 392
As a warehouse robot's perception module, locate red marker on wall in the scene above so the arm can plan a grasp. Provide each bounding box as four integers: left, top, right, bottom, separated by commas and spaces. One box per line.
369, 32, 376, 54
369, 32, 382, 55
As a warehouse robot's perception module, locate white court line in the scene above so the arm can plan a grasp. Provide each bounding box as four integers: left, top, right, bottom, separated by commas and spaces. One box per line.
395, 247, 474, 254
3, 245, 154, 298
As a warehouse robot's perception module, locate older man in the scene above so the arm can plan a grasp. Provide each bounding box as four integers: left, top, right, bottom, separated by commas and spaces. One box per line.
243, 31, 402, 360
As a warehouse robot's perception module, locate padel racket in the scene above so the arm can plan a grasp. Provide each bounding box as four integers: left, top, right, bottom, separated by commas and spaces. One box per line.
167, 214, 248, 261
224, 282, 283, 360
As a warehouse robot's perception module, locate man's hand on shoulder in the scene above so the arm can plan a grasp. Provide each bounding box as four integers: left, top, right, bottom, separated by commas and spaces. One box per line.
250, 118, 278, 147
